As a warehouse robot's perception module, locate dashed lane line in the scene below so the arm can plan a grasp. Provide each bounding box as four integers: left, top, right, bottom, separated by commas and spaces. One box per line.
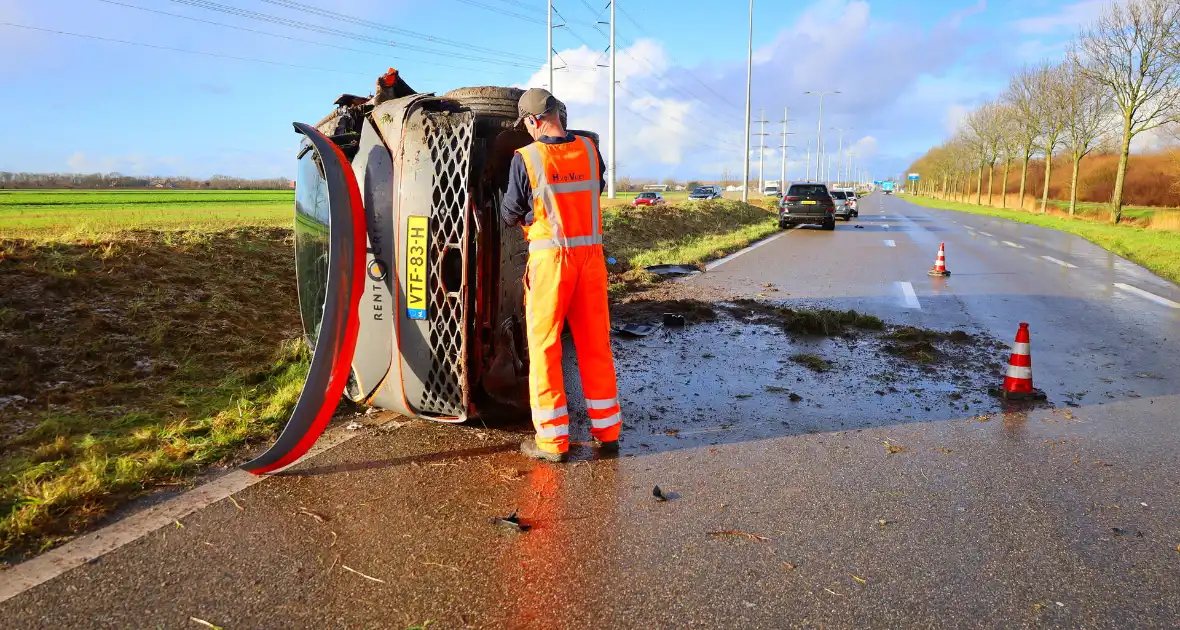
1041, 256, 1077, 269
979, 231, 994, 237
896, 281, 921, 309
1113, 283, 1180, 309
884, 240, 896, 247
1002, 240, 1024, 249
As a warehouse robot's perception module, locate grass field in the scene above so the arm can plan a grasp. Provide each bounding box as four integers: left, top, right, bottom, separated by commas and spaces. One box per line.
0, 189, 293, 237
901, 194, 1180, 285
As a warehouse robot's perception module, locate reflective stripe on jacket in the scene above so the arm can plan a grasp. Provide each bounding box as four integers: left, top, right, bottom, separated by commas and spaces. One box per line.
515, 136, 603, 253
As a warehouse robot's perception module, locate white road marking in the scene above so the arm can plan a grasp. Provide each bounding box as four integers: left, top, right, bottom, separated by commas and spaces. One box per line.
1041, 256, 1077, 268
0, 421, 377, 604
1002, 240, 1024, 249
704, 230, 792, 271
882, 224, 890, 230
979, 231, 994, 237
884, 239, 896, 247
1113, 283, 1180, 309
896, 281, 922, 309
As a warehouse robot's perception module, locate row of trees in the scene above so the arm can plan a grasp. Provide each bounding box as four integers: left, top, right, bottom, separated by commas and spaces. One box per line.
0, 172, 292, 190
908, 0, 1180, 223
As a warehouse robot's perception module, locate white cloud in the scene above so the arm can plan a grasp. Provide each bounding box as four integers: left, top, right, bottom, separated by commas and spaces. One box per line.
944, 104, 971, 136
1012, 0, 1124, 34
510, 0, 989, 180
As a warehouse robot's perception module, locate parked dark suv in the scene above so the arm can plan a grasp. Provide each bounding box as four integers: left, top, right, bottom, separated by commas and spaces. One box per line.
779, 182, 836, 231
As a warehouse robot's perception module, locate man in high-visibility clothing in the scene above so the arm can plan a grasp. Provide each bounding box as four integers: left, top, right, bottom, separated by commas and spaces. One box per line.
501, 88, 622, 463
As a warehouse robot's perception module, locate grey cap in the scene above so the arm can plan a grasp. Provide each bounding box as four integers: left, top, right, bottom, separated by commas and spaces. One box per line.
516, 88, 558, 125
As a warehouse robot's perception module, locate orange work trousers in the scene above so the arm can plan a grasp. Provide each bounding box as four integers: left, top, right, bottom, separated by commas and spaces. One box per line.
524, 244, 622, 454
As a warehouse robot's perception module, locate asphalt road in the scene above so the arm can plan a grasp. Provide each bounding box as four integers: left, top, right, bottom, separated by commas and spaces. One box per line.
3, 194, 1180, 629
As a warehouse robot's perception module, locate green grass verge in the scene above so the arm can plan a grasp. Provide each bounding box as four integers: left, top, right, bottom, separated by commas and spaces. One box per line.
0, 227, 304, 559
603, 199, 778, 297
900, 195, 1180, 285
1, 342, 308, 556
628, 219, 779, 268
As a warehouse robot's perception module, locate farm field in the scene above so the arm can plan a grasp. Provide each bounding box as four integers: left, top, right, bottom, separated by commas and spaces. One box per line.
0, 189, 293, 237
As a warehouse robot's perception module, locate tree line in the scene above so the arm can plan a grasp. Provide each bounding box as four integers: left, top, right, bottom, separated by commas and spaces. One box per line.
908, 0, 1180, 223
0, 172, 292, 190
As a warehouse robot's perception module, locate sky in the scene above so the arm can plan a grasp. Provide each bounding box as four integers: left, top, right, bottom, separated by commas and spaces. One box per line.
0, 0, 1116, 182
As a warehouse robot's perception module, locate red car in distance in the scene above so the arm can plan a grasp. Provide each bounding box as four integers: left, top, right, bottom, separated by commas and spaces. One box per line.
632, 192, 665, 207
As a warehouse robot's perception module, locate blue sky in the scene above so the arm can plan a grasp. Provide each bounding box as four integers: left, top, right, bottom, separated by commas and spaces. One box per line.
0, 0, 1110, 181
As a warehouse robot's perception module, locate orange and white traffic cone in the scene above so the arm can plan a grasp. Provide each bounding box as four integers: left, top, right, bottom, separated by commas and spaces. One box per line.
927, 242, 951, 277
990, 322, 1047, 400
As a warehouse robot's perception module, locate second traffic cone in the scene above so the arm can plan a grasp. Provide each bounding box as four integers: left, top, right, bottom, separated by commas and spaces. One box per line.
990, 322, 1047, 400
927, 242, 951, 277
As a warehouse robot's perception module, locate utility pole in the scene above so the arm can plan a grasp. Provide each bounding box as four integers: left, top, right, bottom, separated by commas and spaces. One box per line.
607, 0, 616, 199
754, 109, 769, 194
830, 127, 846, 186
804, 90, 839, 183
742, 0, 753, 202
780, 107, 793, 186
805, 139, 811, 181
547, 0, 553, 91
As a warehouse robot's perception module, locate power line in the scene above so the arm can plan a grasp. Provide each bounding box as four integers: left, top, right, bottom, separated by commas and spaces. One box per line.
0, 21, 373, 76
561, 2, 744, 150
614, 6, 742, 112
443, 0, 545, 22
255, 0, 540, 60
94, 0, 515, 75
164, 0, 536, 67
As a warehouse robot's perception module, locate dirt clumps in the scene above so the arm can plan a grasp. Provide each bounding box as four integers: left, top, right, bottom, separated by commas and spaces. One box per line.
612, 298, 719, 326
720, 299, 884, 336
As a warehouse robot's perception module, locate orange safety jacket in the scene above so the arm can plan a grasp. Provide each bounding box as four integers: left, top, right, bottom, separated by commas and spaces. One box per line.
514, 136, 603, 252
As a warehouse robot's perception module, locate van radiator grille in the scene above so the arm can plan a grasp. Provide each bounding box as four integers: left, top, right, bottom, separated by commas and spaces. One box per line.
420, 110, 473, 417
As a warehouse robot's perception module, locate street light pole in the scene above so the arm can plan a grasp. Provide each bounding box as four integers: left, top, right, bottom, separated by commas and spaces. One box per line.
742, 0, 754, 202
804, 90, 839, 183
607, 0, 616, 198
780, 106, 791, 186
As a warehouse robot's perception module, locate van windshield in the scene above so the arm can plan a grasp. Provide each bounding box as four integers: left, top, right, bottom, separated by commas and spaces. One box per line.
294, 146, 331, 350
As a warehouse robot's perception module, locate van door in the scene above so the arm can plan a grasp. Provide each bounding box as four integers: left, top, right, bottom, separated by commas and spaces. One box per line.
241, 122, 367, 475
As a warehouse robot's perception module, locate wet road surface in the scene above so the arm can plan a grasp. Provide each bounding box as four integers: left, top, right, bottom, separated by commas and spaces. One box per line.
3, 194, 1180, 629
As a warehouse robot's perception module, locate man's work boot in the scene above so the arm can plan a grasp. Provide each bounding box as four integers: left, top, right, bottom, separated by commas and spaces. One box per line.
593, 439, 619, 457
520, 439, 568, 463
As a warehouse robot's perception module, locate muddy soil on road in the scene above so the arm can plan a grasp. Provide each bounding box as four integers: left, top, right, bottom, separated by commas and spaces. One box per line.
603, 279, 1018, 456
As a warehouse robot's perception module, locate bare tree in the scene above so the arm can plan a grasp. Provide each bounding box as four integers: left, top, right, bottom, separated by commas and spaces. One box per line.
1075, 0, 1180, 222
966, 102, 1005, 206
1061, 60, 1116, 216
1035, 63, 1070, 214
1003, 67, 1043, 210
996, 104, 1022, 208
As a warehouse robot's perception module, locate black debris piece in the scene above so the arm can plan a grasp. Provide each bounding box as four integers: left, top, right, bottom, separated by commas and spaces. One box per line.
613, 323, 657, 337
645, 264, 703, 277
653, 486, 669, 502
663, 313, 687, 328
491, 510, 531, 533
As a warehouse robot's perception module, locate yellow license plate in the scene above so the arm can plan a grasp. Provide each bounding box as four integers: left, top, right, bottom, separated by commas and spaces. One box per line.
406, 216, 428, 320
801, 200, 817, 205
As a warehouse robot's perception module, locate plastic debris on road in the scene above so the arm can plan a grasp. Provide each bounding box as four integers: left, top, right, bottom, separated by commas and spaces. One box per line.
491, 510, 531, 533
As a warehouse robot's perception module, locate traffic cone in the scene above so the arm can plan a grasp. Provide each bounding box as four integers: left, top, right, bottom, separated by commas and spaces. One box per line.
990, 322, 1047, 400
927, 242, 951, 277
